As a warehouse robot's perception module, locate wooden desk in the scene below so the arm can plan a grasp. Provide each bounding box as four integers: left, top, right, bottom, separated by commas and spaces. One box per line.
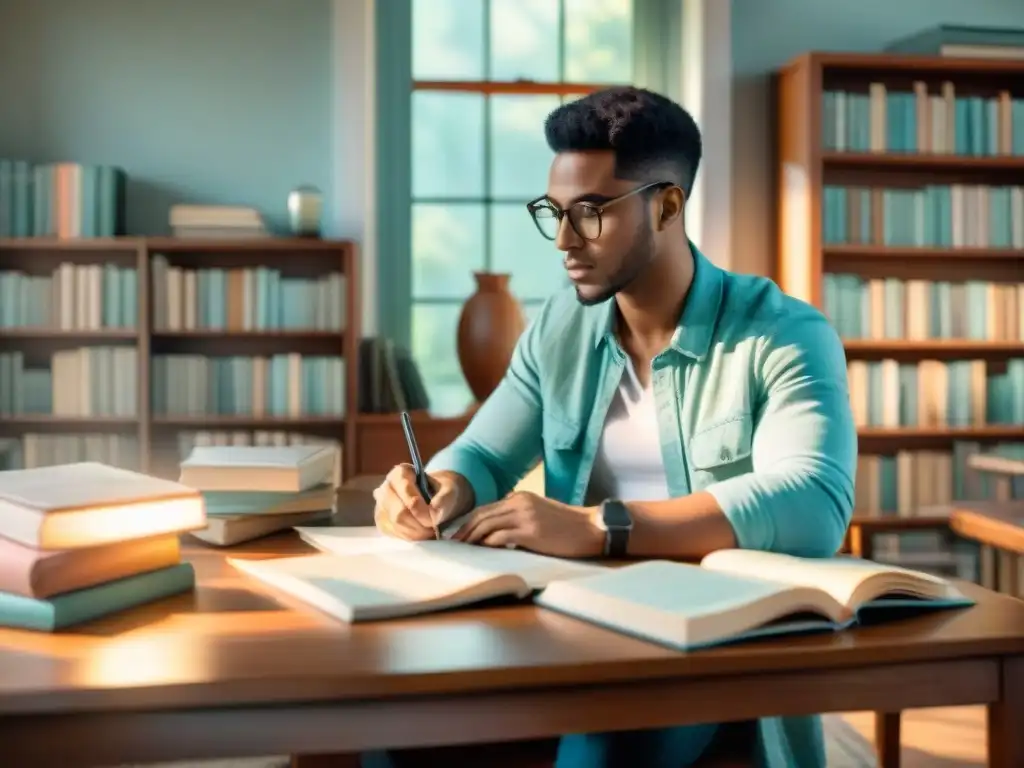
951, 501, 1024, 596
1, 535, 1023, 768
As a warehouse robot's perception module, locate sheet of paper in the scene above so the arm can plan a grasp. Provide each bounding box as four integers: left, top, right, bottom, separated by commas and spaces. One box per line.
295, 526, 607, 589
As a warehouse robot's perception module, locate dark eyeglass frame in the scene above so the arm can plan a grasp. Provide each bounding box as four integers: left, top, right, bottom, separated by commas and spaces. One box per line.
525, 181, 675, 241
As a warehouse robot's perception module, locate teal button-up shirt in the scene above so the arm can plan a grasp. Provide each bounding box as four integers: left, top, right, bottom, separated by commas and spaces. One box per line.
427, 245, 857, 768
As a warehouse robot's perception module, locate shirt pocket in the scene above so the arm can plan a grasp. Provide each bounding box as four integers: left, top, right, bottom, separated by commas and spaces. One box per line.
688, 414, 754, 488
541, 411, 584, 502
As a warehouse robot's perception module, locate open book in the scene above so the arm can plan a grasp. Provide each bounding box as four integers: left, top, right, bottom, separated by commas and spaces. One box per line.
228, 537, 606, 622
535, 549, 975, 651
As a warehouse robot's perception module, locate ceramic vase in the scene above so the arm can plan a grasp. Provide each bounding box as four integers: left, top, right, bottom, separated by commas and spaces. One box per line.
456, 272, 526, 403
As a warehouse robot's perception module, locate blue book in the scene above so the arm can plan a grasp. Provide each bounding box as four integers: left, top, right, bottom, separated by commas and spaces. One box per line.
534, 550, 975, 652
0, 562, 195, 632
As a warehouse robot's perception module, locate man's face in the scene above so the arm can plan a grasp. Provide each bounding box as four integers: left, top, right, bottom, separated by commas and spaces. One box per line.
543, 151, 656, 305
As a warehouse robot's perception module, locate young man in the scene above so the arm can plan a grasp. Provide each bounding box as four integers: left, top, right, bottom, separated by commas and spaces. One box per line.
372, 87, 856, 768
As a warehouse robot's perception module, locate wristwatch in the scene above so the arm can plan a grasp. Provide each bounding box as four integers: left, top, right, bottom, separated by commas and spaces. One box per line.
599, 499, 633, 557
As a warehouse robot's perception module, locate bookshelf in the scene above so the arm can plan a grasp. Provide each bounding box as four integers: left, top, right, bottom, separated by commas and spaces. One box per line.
0, 236, 361, 479
775, 51, 1024, 577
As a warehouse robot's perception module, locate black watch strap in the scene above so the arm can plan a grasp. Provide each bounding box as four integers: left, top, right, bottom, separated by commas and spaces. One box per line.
607, 525, 630, 558
601, 499, 632, 558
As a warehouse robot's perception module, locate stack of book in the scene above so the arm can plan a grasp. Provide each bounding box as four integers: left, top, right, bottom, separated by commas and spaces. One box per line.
0, 462, 206, 632
179, 444, 338, 546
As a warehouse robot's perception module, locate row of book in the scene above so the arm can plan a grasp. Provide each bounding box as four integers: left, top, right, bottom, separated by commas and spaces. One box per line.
854, 441, 1024, 579
151, 354, 346, 417
0, 443, 340, 631
823, 273, 1024, 342
0, 434, 141, 472
847, 358, 1024, 428
151, 257, 347, 332
0, 265, 138, 330
821, 184, 1024, 249
855, 441, 1024, 519
820, 84, 1024, 155
0, 347, 138, 417
0, 160, 127, 238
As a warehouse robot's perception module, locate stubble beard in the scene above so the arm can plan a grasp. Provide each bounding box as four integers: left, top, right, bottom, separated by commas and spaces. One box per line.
574, 225, 655, 306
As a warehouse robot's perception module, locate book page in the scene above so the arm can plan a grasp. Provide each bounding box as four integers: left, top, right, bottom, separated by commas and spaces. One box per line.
537, 560, 846, 651
298, 527, 606, 589
229, 552, 527, 622
701, 549, 955, 608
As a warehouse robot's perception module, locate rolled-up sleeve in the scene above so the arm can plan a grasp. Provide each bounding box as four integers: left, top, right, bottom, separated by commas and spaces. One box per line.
425, 317, 545, 507
705, 314, 856, 557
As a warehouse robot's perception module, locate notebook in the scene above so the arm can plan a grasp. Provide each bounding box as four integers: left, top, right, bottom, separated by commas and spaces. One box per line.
229, 540, 606, 622
534, 549, 975, 651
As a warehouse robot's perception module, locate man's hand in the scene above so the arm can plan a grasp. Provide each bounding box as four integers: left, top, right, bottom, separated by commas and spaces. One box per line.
373, 465, 470, 541
452, 491, 605, 558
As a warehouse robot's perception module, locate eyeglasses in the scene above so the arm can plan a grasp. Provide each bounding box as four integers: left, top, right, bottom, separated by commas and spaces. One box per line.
526, 181, 674, 241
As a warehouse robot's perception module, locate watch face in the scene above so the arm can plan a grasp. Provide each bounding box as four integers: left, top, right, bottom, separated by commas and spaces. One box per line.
603, 501, 632, 530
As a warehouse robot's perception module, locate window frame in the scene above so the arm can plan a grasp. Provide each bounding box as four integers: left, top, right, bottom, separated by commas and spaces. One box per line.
375, 0, 675, 367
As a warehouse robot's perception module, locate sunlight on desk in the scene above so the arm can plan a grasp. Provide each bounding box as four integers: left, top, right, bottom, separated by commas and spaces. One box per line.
72, 628, 212, 688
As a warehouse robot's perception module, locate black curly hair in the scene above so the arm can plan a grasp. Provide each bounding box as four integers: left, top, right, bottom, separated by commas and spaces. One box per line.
543, 86, 702, 197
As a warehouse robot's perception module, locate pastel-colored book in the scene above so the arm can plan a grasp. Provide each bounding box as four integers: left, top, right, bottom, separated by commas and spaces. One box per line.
0, 562, 195, 632
201, 483, 335, 516
229, 541, 606, 622
179, 445, 337, 493
191, 508, 333, 547
535, 549, 975, 652
0, 462, 206, 550
0, 533, 182, 599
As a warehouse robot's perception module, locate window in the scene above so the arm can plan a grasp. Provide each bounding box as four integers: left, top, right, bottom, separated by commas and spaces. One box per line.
409, 0, 634, 415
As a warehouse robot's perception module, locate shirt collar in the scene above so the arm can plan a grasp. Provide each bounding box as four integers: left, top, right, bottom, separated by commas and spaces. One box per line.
594, 242, 724, 361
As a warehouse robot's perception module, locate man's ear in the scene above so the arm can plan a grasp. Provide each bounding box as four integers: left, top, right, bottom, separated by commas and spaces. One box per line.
656, 186, 685, 231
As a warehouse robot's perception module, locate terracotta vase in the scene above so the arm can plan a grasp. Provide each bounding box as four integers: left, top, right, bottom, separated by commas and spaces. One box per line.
457, 272, 526, 403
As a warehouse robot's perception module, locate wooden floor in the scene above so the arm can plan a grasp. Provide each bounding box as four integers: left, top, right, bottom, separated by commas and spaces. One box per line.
832, 706, 985, 767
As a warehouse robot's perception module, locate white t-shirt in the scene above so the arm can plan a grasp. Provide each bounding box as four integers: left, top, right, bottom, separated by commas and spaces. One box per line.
585, 356, 670, 504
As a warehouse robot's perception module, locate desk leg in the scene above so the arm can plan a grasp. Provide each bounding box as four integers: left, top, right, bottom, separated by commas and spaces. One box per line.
874, 712, 901, 768
988, 657, 1024, 767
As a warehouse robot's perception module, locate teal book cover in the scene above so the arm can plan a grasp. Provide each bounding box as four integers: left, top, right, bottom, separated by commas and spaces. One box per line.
0, 562, 195, 632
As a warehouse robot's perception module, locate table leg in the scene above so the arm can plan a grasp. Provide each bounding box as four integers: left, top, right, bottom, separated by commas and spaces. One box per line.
874, 712, 901, 768
988, 657, 1024, 767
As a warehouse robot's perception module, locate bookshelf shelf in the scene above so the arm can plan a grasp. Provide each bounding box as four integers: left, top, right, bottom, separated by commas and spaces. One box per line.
0, 237, 140, 252
151, 330, 345, 339
0, 416, 138, 429
843, 339, 1024, 356
0, 329, 138, 341
150, 416, 346, 429
0, 237, 360, 478
858, 427, 1024, 440
821, 152, 1024, 172
823, 246, 1024, 262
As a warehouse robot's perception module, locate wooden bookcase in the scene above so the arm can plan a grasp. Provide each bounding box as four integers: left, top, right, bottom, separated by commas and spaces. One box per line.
775, 52, 1024, 576
0, 236, 361, 479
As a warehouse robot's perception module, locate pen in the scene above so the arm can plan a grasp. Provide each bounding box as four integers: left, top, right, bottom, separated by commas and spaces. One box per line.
400, 410, 439, 540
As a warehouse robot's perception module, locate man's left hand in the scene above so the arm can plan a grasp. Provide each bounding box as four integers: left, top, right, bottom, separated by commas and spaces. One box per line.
452, 491, 604, 558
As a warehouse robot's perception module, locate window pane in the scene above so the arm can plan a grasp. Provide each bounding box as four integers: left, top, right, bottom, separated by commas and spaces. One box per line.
490, 203, 568, 302
412, 303, 473, 417
413, 0, 485, 80
563, 0, 633, 83
412, 92, 485, 198
490, 95, 559, 199
489, 0, 559, 82
413, 204, 485, 299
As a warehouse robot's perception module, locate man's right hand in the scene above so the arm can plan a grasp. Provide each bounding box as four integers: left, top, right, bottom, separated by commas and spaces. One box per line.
372, 465, 468, 540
